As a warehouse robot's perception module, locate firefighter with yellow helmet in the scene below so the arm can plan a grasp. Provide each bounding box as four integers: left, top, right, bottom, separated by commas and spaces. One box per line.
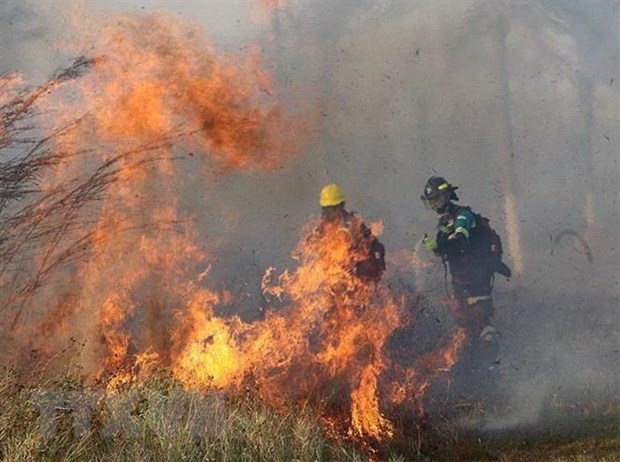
316, 183, 386, 281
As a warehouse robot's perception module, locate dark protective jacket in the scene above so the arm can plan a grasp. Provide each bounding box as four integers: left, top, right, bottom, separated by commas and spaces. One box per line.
317, 208, 386, 282
433, 202, 493, 298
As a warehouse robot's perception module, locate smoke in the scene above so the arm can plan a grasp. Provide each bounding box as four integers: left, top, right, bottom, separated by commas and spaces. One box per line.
2, 0, 619, 436
246, 0, 620, 431
0, 1, 55, 80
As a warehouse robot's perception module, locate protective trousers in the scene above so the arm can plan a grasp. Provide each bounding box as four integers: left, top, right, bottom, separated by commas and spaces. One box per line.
454, 295, 494, 340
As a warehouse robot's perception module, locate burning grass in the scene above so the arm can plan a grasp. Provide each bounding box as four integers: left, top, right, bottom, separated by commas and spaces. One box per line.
1, 51, 468, 435
0, 11, 467, 453
0, 39, 474, 459
2, 7, 618, 461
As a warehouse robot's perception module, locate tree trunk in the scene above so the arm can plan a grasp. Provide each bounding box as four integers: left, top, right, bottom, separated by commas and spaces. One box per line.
495, 11, 524, 275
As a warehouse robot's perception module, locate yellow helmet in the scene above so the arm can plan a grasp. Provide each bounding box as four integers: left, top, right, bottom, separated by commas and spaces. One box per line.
319, 183, 346, 207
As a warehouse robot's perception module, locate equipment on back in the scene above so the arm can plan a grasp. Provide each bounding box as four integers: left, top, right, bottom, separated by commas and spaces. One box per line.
468, 210, 512, 278
320, 184, 346, 207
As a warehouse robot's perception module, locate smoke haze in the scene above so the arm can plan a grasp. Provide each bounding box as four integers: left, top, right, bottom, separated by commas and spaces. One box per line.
2, 0, 618, 433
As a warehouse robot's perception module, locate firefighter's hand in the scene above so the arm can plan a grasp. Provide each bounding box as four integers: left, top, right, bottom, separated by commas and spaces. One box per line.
422, 234, 437, 251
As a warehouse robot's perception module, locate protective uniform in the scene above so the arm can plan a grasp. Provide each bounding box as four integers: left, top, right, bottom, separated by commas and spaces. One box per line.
421, 177, 498, 342
421, 177, 512, 396
434, 202, 495, 337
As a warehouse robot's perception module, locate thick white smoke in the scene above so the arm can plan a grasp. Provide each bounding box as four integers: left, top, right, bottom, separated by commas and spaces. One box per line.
3, 0, 619, 432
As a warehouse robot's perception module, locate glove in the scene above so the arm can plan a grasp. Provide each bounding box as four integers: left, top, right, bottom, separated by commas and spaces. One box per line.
422, 234, 437, 251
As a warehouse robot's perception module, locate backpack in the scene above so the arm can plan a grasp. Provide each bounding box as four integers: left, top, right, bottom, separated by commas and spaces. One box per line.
470, 211, 512, 278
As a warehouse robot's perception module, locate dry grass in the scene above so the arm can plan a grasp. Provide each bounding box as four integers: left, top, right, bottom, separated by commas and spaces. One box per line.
0, 368, 367, 462
2, 368, 618, 461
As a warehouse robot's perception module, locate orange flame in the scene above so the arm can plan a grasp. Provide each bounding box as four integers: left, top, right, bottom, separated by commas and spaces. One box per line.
2, 9, 304, 380
4, 7, 470, 443
171, 214, 403, 437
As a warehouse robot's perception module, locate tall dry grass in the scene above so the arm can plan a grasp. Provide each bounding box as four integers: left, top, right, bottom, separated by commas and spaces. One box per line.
0, 368, 371, 462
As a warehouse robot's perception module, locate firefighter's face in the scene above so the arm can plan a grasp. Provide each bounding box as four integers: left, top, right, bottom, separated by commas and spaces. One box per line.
427, 192, 449, 211
322, 203, 345, 222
